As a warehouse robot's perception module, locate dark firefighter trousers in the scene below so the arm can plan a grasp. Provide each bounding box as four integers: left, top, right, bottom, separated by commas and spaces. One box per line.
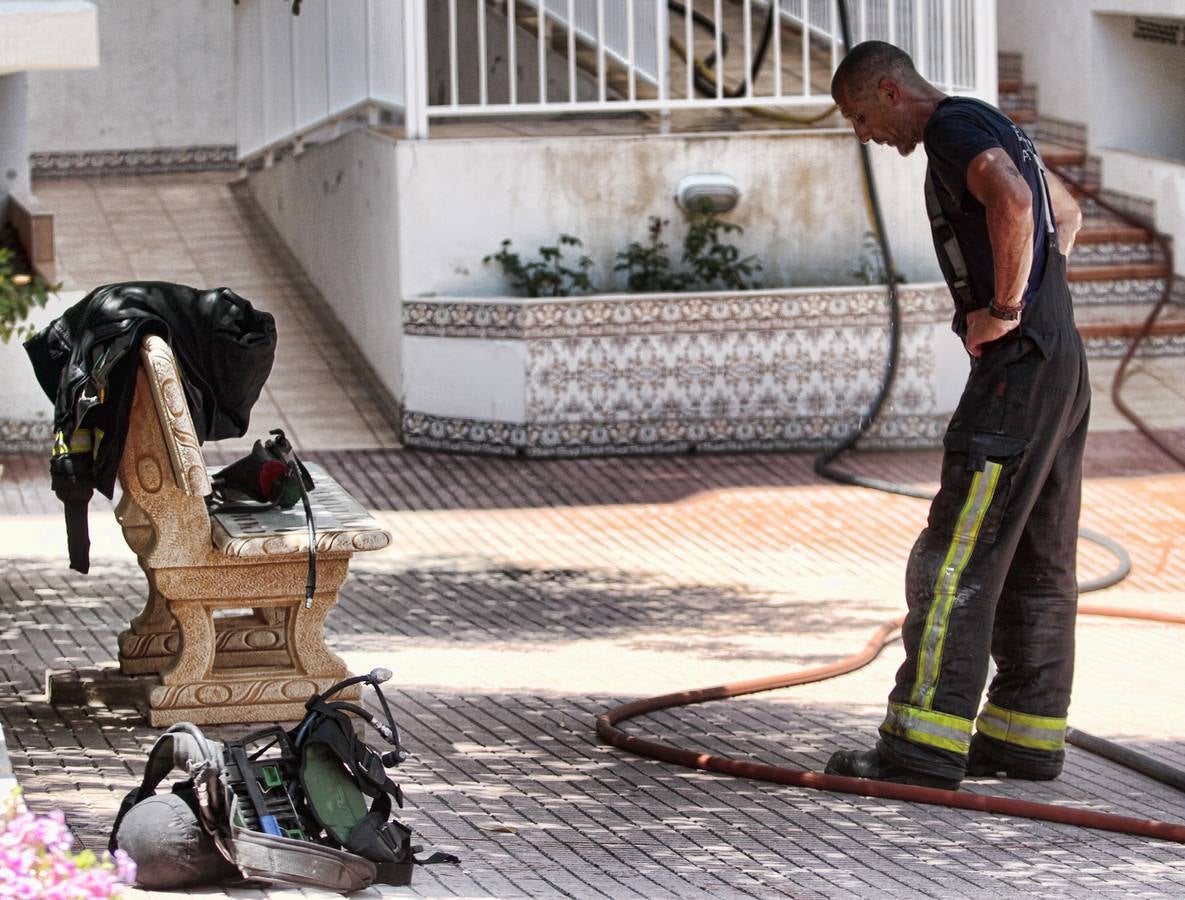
877, 244, 1091, 782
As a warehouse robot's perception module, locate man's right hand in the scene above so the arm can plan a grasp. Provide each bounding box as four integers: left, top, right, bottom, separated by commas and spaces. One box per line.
964, 307, 1020, 357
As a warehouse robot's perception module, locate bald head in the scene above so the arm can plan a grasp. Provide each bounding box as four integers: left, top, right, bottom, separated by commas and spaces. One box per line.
830, 41, 925, 105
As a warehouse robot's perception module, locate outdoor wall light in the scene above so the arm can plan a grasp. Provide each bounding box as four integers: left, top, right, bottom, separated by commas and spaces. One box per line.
675, 173, 741, 213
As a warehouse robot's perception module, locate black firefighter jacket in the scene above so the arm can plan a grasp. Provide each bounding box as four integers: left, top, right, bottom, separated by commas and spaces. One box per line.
24, 282, 277, 572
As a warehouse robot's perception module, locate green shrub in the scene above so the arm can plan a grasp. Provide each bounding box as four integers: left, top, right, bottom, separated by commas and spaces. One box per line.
483, 234, 595, 297
0, 246, 57, 344
680, 211, 762, 291
613, 216, 690, 294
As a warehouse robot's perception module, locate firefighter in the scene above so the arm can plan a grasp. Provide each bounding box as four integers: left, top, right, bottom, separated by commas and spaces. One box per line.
825, 41, 1088, 789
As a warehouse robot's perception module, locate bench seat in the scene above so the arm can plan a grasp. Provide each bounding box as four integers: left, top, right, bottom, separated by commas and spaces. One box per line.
115, 335, 390, 726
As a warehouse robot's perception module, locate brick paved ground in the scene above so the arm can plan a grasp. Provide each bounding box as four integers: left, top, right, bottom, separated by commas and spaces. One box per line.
2, 440, 1185, 899
2, 172, 1184, 898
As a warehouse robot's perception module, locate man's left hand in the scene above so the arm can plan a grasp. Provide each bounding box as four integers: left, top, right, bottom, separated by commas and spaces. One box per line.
964, 307, 1020, 357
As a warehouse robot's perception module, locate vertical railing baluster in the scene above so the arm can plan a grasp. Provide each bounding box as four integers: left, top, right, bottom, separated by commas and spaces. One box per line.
685, 0, 695, 99
888, 0, 897, 45
597, 0, 606, 103
942, 0, 953, 91
830, 0, 839, 80
714, 0, 723, 99
403, 0, 429, 138
628, 0, 637, 102
773, 0, 783, 98
508, 0, 517, 105
537, 0, 547, 103
567, 0, 577, 102
973, 0, 996, 102
800, 0, 810, 97
477, 0, 488, 105
656, 0, 669, 110
288, 7, 297, 137
743, 0, 753, 98
324, 1, 333, 117
448, 0, 458, 106
914, 0, 926, 78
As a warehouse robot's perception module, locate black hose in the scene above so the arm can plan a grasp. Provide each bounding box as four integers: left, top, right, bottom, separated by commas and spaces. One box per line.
668, 0, 775, 99
812, 0, 903, 486
1067, 727, 1185, 794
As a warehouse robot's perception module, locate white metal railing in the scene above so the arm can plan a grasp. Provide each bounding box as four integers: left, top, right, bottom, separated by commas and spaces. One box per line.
235, 0, 996, 155
234, 0, 407, 162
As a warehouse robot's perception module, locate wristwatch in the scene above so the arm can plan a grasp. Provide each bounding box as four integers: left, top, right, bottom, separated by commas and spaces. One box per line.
988, 300, 1022, 321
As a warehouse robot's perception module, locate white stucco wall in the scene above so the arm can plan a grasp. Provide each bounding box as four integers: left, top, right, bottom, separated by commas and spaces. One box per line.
0, 73, 29, 218
997, 0, 1185, 134
26, 0, 235, 153
245, 126, 940, 412
1093, 13, 1185, 161
1101, 149, 1185, 270
393, 129, 937, 298
246, 128, 404, 402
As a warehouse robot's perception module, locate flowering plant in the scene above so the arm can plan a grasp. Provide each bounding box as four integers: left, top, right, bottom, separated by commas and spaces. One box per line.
1, 788, 136, 898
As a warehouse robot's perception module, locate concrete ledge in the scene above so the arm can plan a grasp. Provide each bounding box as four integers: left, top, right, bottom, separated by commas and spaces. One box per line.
0, 1, 98, 75
7, 191, 53, 280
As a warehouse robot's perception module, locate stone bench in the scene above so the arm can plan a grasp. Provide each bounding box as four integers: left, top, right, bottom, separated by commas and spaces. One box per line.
114, 334, 390, 727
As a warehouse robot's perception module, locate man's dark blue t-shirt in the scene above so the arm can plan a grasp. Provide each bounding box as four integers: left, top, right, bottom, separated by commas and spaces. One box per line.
923, 97, 1052, 310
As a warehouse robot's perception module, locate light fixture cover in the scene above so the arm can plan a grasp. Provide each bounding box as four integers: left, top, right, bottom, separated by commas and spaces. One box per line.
675, 173, 741, 213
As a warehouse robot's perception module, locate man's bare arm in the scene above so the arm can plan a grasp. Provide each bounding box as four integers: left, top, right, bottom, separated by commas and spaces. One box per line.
965, 147, 1034, 311
1045, 169, 1082, 256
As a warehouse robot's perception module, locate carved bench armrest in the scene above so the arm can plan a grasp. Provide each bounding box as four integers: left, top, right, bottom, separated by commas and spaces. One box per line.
139, 335, 211, 497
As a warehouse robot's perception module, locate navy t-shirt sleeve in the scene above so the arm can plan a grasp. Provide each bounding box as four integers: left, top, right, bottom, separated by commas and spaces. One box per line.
924, 110, 1002, 206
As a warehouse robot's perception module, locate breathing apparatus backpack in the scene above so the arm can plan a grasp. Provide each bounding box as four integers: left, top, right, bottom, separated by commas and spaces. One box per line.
109, 668, 459, 892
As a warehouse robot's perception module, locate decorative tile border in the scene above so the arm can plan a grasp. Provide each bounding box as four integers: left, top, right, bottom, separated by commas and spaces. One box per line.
31, 145, 237, 178
0, 419, 51, 453
403, 285, 955, 457
401, 410, 950, 457
404, 285, 952, 340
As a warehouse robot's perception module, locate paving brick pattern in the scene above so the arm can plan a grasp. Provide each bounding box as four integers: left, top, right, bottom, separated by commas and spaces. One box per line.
2, 444, 1185, 899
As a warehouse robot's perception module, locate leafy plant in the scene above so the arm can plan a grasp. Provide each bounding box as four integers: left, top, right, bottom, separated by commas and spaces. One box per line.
0, 245, 58, 344
1, 787, 136, 896
613, 216, 689, 293
483, 234, 595, 297
681, 210, 763, 291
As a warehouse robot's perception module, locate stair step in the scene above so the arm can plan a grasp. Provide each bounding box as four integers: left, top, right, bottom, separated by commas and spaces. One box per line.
1068, 262, 1170, 281
1036, 143, 1085, 167
1075, 224, 1153, 245
1079, 317, 1185, 341
997, 77, 1023, 94
1007, 108, 1037, 125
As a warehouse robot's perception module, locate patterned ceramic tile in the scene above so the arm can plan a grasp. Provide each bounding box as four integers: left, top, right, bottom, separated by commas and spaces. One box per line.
402, 285, 954, 456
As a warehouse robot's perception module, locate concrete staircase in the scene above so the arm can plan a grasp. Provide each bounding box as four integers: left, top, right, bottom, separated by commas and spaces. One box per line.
998, 52, 1185, 358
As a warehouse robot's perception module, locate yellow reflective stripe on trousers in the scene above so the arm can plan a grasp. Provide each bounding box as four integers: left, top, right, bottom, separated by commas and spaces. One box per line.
882, 702, 973, 754
52, 427, 104, 459
911, 461, 1003, 709
976, 702, 1067, 751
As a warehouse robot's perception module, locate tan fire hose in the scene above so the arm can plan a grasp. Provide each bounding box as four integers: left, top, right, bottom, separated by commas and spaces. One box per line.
597, 605, 1185, 843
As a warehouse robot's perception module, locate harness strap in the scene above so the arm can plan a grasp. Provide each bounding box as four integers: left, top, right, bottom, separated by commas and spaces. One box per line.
925, 100, 1059, 316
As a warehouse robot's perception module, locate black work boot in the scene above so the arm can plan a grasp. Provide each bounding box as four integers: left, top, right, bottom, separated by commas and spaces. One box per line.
825, 748, 960, 791
964, 738, 1061, 781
